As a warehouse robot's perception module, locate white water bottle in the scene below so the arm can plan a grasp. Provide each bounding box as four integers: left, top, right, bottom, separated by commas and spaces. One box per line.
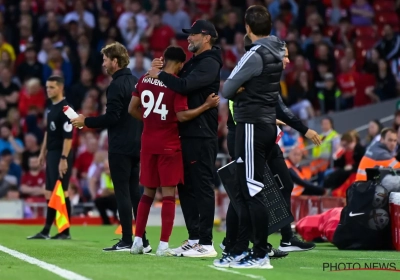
63, 106, 83, 129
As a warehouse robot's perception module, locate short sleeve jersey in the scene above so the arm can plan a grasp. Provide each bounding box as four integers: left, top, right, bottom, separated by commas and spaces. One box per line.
46, 99, 73, 151
133, 76, 188, 154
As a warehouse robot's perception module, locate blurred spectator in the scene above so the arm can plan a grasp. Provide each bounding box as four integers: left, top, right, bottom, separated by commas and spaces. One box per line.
0, 162, 12, 199
268, 0, 298, 22
288, 71, 315, 120
145, 12, 175, 54
331, 17, 355, 49
286, 147, 325, 196
42, 48, 73, 87
0, 158, 17, 188
323, 132, 365, 190
63, 0, 95, 29
220, 11, 245, 45
375, 24, 400, 61
162, 0, 191, 39
20, 156, 45, 201
336, 58, 356, 110
2, 149, 22, 186
92, 159, 117, 225
0, 122, 24, 155
365, 59, 397, 102
0, 32, 16, 63
18, 78, 46, 118
0, 67, 20, 109
21, 133, 40, 172
326, 0, 348, 26
118, 0, 148, 34
120, 16, 142, 52
87, 150, 108, 200
350, 0, 374, 26
363, 119, 383, 149
72, 136, 97, 189
16, 46, 43, 84
357, 128, 400, 181
317, 72, 340, 114
67, 67, 95, 112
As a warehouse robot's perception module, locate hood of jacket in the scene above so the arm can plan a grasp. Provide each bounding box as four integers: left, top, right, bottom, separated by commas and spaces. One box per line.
245, 35, 285, 61
190, 46, 223, 67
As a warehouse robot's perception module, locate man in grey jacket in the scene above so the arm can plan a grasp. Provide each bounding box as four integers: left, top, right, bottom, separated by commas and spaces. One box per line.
221, 5, 285, 269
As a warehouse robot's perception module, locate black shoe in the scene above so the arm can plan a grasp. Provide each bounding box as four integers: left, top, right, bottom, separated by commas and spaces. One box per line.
103, 239, 132, 252
27, 232, 50, 240
278, 236, 316, 252
50, 233, 71, 240
268, 247, 288, 259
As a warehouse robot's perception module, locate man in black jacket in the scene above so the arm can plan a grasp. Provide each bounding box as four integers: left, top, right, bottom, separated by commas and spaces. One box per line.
221, 5, 286, 268
71, 42, 150, 252
217, 35, 321, 268
147, 20, 222, 257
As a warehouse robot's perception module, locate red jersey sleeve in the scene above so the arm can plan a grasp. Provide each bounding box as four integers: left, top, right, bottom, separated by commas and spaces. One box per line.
174, 92, 188, 113
21, 173, 29, 185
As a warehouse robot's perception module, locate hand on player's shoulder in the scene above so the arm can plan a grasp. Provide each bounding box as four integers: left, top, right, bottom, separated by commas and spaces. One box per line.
205, 93, 220, 108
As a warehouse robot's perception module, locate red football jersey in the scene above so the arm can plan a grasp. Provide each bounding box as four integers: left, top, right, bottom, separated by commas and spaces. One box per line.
133, 76, 188, 154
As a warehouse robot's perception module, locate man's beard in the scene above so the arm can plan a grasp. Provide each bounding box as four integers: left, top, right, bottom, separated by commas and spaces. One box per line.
105, 65, 115, 75
188, 42, 201, 53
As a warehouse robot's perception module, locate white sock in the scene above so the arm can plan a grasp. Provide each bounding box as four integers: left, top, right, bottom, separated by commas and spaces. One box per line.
134, 237, 143, 245
159, 241, 168, 250
188, 239, 199, 246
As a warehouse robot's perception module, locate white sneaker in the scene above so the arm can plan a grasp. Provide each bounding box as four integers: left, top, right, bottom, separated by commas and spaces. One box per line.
172, 240, 195, 256
130, 241, 144, 255
229, 254, 273, 269
156, 247, 177, 257
182, 244, 218, 258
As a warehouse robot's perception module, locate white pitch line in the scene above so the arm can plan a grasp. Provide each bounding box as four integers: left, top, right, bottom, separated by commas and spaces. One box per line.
0, 245, 91, 280
208, 265, 267, 280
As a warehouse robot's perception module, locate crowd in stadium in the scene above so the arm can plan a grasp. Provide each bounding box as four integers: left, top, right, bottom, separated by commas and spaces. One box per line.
0, 0, 400, 221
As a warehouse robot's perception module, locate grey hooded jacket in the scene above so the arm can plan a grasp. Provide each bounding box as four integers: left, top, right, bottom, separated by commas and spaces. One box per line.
222, 36, 285, 124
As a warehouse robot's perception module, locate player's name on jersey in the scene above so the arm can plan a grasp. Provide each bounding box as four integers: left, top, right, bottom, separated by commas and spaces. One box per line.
142, 77, 167, 88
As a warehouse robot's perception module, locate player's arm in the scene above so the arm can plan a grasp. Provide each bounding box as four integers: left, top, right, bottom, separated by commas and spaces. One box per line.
176, 93, 220, 122
276, 94, 308, 135
157, 57, 220, 95
38, 132, 47, 166
85, 83, 124, 128
59, 116, 73, 178
221, 50, 262, 100
128, 96, 143, 120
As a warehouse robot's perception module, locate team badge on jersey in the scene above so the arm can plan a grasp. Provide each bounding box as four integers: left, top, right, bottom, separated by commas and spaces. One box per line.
63, 121, 73, 132
50, 121, 56, 131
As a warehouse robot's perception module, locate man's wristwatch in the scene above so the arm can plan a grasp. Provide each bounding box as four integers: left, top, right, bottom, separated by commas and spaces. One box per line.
61, 155, 68, 160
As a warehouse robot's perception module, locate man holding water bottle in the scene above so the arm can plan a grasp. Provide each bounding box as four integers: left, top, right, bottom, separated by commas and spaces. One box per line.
70, 42, 150, 252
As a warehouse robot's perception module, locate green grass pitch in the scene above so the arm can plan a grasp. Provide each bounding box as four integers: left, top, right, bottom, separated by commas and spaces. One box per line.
0, 225, 400, 280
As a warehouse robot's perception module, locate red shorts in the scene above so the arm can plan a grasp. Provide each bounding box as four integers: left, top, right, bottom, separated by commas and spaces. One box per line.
140, 151, 184, 188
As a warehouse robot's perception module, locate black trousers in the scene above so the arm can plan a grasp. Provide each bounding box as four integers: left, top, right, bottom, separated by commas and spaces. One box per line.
45, 150, 73, 191
108, 153, 147, 244
178, 137, 218, 245
234, 123, 277, 258
95, 194, 118, 225
225, 122, 297, 252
